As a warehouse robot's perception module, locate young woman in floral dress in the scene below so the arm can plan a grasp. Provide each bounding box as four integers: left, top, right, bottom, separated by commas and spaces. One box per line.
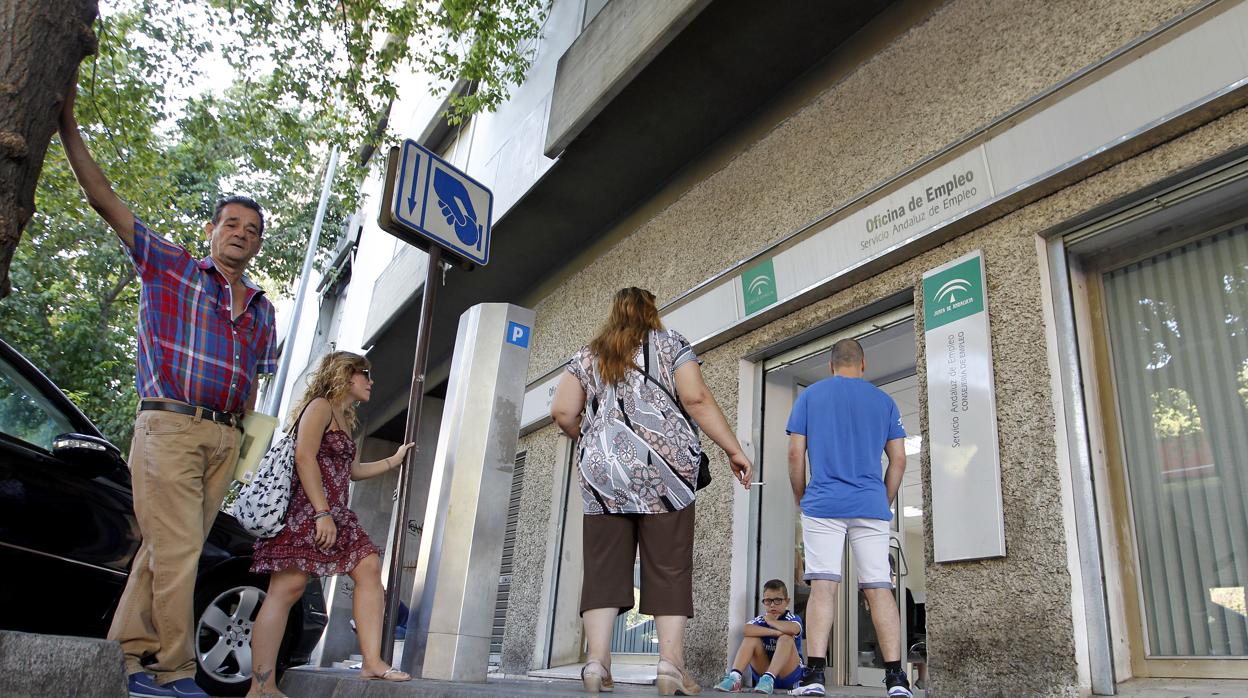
246, 351, 414, 697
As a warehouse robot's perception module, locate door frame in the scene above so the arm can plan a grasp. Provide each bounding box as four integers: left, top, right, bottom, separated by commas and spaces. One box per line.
743, 301, 918, 688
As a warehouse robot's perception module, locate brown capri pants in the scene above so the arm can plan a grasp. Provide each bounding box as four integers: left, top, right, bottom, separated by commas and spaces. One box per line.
580, 503, 696, 618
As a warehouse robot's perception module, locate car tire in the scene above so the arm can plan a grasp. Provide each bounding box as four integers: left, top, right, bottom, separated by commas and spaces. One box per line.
193, 573, 301, 697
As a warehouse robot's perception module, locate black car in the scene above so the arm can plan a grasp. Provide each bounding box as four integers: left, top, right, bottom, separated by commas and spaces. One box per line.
0, 338, 326, 695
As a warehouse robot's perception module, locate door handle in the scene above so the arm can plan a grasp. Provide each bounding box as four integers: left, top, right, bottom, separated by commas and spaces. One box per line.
889, 535, 908, 577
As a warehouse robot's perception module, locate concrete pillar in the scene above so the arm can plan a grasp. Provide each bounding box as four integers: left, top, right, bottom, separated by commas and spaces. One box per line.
401, 303, 535, 681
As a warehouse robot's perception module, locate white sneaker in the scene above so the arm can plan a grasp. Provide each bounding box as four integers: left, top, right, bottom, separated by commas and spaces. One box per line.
788, 665, 825, 696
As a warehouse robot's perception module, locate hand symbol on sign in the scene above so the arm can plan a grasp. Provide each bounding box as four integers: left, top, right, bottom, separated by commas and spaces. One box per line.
433, 169, 482, 248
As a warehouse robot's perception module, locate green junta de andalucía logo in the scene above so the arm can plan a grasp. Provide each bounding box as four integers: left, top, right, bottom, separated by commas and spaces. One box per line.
741, 258, 778, 316
923, 254, 985, 330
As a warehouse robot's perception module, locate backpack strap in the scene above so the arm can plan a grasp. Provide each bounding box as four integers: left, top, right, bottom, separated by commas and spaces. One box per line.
288, 399, 316, 438
642, 331, 652, 379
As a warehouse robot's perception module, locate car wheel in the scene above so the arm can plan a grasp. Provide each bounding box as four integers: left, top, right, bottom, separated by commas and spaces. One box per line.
194, 580, 267, 696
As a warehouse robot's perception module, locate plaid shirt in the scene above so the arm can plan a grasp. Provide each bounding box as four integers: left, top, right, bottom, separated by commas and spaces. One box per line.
128, 218, 277, 414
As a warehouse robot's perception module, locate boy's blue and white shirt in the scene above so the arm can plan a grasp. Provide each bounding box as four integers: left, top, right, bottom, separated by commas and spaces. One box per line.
749, 610, 805, 661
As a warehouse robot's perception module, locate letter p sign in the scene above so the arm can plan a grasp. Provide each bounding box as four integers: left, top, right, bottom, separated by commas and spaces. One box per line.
506, 321, 530, 348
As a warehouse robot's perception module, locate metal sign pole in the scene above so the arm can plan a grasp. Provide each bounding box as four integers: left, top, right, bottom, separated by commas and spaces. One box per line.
380, 245, 442, 664
374, 137, 492, 665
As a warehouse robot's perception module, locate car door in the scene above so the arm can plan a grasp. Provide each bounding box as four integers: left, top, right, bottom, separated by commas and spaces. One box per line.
0, 351, 139, 637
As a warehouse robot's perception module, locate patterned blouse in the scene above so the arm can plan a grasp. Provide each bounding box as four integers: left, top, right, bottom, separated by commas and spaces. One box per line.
566, 329, 704, 515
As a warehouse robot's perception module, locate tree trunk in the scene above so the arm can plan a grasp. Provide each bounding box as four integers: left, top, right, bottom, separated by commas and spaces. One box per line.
0, 0, 98, 298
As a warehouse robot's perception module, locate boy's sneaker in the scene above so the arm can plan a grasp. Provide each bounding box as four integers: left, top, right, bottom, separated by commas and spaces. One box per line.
884, 669, 914, 697
714, 670, 742, 692
788, 665, 825, 696
753, 672, 775, 694
127, 672, 175, 698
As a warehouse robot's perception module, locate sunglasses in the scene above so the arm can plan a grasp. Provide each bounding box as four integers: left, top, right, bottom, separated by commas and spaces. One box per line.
358, 368, 372, 380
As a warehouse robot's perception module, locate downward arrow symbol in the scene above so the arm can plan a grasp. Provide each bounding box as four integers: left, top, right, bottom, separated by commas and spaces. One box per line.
407, 158, 419, 215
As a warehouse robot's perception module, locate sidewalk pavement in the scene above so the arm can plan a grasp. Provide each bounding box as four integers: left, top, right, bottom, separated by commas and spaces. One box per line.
279, 666, 901, 697
279, 666, 1248, 698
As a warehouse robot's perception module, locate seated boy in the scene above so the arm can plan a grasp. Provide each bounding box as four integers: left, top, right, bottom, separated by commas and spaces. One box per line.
715, 579, 804, 694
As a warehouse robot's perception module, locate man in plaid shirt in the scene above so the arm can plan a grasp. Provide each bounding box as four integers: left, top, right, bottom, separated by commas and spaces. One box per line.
60, 83, 277, 698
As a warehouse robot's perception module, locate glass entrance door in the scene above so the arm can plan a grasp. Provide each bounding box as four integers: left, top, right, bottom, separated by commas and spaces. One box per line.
846, 374, 924, 691
1093, 221, 1248, 678
756, 307, 924, 692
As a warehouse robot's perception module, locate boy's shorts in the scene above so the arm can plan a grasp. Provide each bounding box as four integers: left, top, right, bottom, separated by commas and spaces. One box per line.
750, 664, 804, 690
800, 515, 894, 588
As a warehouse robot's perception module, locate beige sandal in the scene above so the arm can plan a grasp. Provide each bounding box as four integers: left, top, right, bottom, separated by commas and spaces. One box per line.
582, 659, 615, 694
656, 658, 700, 695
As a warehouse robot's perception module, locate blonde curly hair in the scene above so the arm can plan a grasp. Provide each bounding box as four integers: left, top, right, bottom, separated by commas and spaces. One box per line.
287, 350, 371, 434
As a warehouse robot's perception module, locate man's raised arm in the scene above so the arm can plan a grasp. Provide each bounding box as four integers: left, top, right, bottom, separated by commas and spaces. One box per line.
58, 81, 135, 249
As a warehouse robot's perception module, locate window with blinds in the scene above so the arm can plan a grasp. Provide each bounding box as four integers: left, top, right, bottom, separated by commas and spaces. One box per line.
1103, 224, 1248, 659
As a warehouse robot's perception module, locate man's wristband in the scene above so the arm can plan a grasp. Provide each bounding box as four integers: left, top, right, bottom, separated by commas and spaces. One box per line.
313, 510, 332, 521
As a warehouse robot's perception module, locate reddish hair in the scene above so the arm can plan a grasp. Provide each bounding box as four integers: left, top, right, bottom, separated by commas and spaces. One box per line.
589, 287, 664, 385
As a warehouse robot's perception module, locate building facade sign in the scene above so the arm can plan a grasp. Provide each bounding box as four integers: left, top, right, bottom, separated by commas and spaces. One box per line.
741, 258, 778, 315
520, 371, 562, 435
922, 251, 1006, 562
669, 147, 994, 344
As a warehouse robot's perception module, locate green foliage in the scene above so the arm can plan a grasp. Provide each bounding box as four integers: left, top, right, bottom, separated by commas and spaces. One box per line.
0, 0, 548, 450
1150, 387, 1203, 438
202, 0, 549, 138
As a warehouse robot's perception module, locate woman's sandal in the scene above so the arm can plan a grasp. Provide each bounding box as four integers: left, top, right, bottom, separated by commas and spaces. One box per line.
581, 659, 615, 694
656, 658, 700, 696
361, 666, 412, 682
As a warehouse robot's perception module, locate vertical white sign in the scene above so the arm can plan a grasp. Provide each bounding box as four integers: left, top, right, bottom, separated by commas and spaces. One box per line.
922, 250, 1006, 562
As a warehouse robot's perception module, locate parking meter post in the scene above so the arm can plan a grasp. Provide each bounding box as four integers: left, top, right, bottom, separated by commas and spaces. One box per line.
380, 245, 441, 664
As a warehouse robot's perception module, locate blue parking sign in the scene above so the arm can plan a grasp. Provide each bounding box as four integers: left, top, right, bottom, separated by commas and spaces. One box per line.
505, 321, 530, 348
387, 139, 493, 266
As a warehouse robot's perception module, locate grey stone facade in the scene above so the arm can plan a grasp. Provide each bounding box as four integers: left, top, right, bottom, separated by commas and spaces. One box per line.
496, 1, 1246, 696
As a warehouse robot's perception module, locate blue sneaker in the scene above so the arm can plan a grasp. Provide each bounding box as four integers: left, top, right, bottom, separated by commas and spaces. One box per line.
753, 672, 775, 694
160, 678, 210, 698
127, 672, 176, 698
714, 669, 742, 692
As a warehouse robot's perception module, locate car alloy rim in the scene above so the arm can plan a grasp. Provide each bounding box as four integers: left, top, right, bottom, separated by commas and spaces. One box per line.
196, 585, 265, 685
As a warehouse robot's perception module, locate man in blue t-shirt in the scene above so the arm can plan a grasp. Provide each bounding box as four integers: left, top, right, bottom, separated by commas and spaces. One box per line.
786, 339, 912, 698
714, 579, 803, 694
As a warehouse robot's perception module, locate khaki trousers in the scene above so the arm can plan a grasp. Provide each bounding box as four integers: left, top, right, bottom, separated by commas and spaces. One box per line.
108, 406, 242, 681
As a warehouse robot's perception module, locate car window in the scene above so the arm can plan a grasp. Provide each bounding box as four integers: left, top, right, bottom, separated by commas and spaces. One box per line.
0, 356, 75, 451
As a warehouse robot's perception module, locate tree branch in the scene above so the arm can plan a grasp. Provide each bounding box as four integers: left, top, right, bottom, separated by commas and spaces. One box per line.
101, 264, 134, 310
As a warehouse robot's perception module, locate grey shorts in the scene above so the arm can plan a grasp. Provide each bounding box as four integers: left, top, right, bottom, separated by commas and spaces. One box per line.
800, 515, 894, 589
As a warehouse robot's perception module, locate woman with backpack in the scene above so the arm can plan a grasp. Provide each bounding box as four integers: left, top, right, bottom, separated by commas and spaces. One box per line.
245, 351, 414, 697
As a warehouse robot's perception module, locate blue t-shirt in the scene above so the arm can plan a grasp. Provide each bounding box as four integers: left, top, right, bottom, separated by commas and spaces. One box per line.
749, 610, 804, 659
785, 376, 906, 520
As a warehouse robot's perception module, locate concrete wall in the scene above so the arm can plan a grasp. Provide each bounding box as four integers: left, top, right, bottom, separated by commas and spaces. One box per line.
499, 0, 1240, 694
